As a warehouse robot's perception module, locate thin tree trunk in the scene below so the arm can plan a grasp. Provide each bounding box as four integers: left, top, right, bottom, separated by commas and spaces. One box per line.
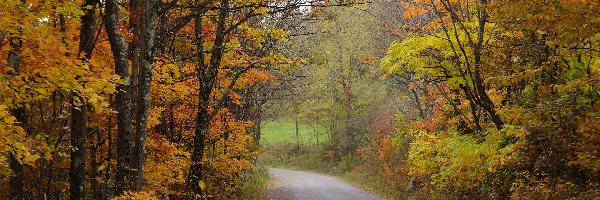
254, 107, 262, 145
8, 4, 25, 197
90, 128, 102, 200
104, 0, 133, 194
187, 10, 209, 196
129, 0, 140, 124
473, 0, 503, 130
69, 0, 97, 198
132, 0, 158, 190
104, 107, 113, 200
295, 105, 300, 152
187, 0, 228, 194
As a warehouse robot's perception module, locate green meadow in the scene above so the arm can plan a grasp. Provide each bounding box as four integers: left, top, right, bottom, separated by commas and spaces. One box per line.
260, 119, 328, 146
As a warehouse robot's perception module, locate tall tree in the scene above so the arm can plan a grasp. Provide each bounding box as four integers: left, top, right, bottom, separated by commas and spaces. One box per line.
132, 0, 159, 190
186, 0, 230, 193
104, 0, 133, 194
69, 0, 98, 199
7, 27, 25, 200
7, 1, 26, 199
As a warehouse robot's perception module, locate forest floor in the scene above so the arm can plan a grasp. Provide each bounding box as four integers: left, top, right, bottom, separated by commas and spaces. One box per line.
265, 168, 384, 200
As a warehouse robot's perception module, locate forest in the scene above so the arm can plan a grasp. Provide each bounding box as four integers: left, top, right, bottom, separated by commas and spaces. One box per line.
0, 0, 598, 199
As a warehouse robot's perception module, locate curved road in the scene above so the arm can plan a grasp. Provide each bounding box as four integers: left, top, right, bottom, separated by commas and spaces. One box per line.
266, 168, 385, 200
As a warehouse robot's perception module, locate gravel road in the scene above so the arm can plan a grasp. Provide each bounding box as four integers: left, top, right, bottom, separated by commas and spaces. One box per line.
266, 168, 385, 200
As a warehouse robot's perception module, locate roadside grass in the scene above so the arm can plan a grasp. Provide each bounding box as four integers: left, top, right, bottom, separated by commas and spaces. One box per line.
259, 143, 334, 173
339, 171, 407, 200
235, 166, 270, 200
260, 119, 328, 146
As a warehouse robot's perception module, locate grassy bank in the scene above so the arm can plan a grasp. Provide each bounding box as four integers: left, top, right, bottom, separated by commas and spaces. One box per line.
234, 166, 271, 200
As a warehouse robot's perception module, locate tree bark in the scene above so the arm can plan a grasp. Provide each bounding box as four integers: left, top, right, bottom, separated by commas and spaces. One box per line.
7, 4, 25, 197
132, 0, 158, 191
187, 13, 210, 196
69, 0, 97, 199
472, 0, 503, 130
187, 0, 229, 194
104, 0, 133, 194
295, 105, 300, 152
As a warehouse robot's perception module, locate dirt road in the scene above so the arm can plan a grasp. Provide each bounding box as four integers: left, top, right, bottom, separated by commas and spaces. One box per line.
266, 168, 385, 200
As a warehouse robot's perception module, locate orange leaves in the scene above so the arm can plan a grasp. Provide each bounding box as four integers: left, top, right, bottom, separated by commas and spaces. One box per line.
401, 3, 427, 20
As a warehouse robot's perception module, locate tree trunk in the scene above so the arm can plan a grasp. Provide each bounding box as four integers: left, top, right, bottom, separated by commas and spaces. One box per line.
254, 107, 262, 146
8, 152, 24, 200
473, 0, 503, 130
90, 128, 102, 200
69, 0, 97, 199
104, 0, 133, 194
187, 0, 228, 195
129, 0, 140, 123
132, 0, 158, 190
8, 7, 25, 198
187, 11, 209, 196
295, 105, 300, 152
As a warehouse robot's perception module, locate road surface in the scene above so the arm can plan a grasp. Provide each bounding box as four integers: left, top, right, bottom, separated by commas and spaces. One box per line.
266, 168, 385, 200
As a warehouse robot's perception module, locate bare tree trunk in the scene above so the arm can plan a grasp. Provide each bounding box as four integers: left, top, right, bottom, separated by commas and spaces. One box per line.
132, 0, 158, 190
90, 128, 102, 200
254, 107, 262, 145
8, 152, 24, 200
472, 0, 503, 130
104, 0, 133, 194
295, 105, 300, 152
8, 2, 25, 196
69, 0, 98, 199
187, 0, 228, 194
129, 0, 140, 123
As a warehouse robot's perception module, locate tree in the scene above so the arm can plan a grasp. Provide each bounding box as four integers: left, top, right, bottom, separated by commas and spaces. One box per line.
132, 0, 159, 191
104, 0, 133, 194
69, 0, 98, 199
6, 0, 26, 197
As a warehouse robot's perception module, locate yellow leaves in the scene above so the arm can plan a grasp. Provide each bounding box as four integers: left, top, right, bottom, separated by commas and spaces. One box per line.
198, 181, 206, 191
146, 107, 164, 129
409, 126, 529, 190
0, 104, 45, 176
114, 191, 159, 200
380, 34, 446, 78
143, 135, 190, 196
16, 149, 40, 165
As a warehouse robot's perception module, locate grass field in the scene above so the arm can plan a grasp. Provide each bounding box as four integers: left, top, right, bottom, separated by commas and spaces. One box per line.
260, 119, 328, 146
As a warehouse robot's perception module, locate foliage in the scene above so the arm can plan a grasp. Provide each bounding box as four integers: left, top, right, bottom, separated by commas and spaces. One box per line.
376, 0, 600, 199
0, 0, 301, 198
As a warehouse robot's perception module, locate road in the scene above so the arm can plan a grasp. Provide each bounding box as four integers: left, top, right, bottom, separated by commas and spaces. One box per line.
266, 168, 385, 200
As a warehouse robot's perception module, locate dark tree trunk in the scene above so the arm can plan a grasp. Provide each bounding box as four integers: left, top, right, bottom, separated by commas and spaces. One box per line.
132, 0, 158, 191
8, 9, 25, 198
69, 103, 87, 200
69, 0, 97, 199
187, 9, 209, 197
90, 128, 102, 200
104, 0, 133, 194
254, 107, 262, 145
129, 0, 140, 121
295, 105, 300, 152
473, 0, 503, 130
8, 151, 24, 200
186, 0, 228, 194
